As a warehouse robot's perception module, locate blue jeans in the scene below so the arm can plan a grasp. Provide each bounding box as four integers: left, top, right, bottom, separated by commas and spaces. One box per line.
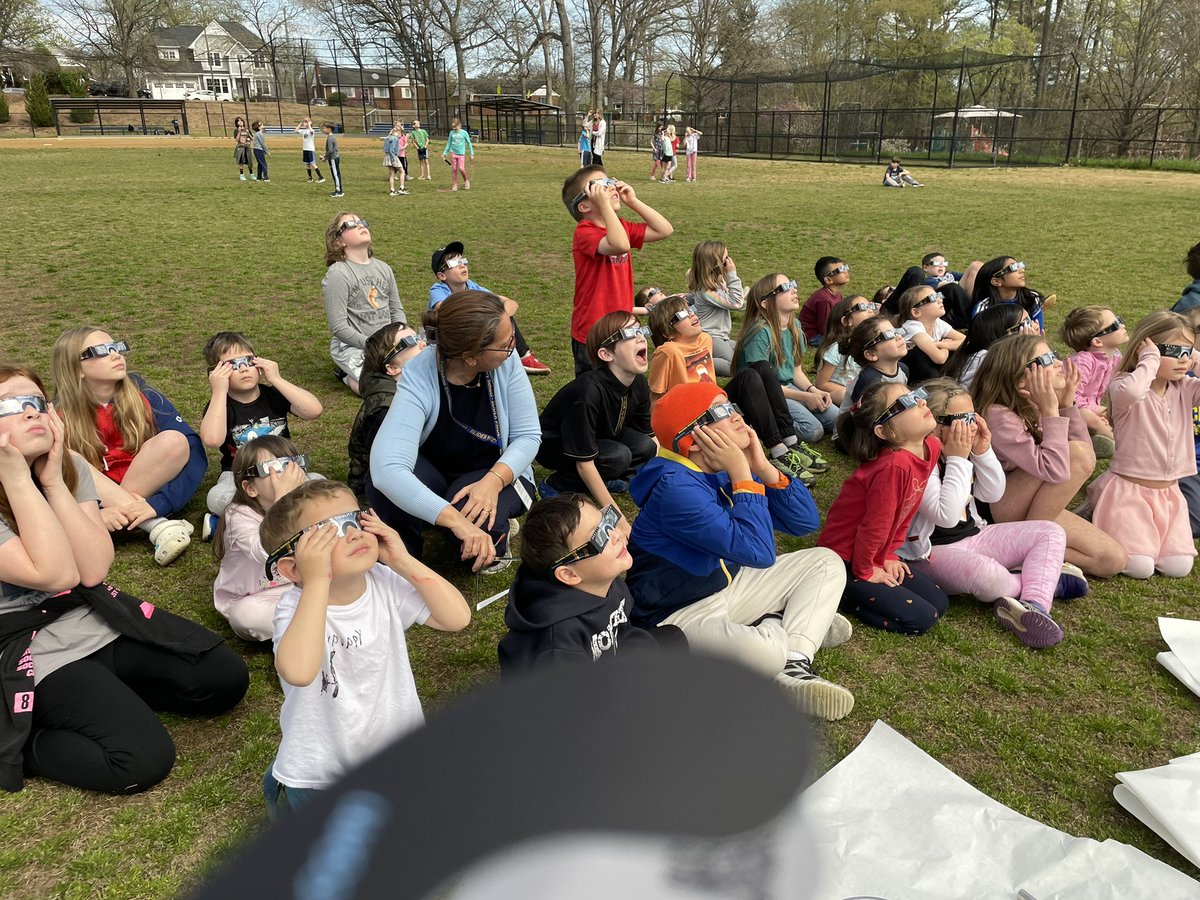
786, 398, 839, 443
263, 766, 321, 818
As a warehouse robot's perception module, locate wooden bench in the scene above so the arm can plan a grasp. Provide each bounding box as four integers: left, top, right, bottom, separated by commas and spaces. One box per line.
79, 124, 169, 135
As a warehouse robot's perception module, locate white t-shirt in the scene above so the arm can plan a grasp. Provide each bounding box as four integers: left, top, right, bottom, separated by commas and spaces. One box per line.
685, 133, 699, 154
820, 342, 862, 387
900, 317, 951, 346
298, 127, 316, 152
271, 564, 431, 789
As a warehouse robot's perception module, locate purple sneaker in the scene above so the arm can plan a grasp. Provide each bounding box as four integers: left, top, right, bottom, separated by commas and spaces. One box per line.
994, 597, 1063, 649
1054, 563, 1089, 600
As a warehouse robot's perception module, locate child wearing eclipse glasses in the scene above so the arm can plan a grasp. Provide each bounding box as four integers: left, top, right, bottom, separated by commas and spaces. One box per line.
497, 495, 679, 676
626, 382, 855, 721
562, 165, 674, 376
260, 479, 469, 814
199, 331, 324, 532
1061, 305, 1127, 459
212, 435, 316, 642
800, 256, 851, 347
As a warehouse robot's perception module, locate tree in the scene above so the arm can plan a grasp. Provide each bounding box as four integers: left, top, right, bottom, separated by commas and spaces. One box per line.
57, 0, 169, 98
0, 0, 53, 52
0, 91, 9, 124
24, 69, 52, 126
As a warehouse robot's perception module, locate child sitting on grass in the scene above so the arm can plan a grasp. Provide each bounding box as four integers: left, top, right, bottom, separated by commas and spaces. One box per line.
261, 480, 470, 814
1169, 243, 1200, 537
837, 315, 910, 415
199, 331, 323, 530
894, 284, 966, 383
800, 256, 850, 347
212, 435, 311, 642
685, 240, 744, 376
1061, 306, 1126, 459
813, 295, 878, 406
498, 495, 674, 675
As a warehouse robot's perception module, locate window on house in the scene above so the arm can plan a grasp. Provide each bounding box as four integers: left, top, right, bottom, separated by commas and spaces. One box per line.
159, 49, 178, 60
208, 52, 222, 66
401, 86, 413, 99
253, 53, 266, 67
373, 86, 388, 99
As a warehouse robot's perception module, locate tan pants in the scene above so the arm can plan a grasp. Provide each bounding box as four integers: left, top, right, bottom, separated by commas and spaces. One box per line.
660, 548, 844, 677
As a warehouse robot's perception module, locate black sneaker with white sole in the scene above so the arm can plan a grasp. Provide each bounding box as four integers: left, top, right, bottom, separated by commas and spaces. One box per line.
775, 657, 855, 720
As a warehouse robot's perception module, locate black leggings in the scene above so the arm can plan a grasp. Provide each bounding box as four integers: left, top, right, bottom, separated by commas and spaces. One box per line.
538, 428, 657, 492
366, 456, 532, 560
725, 364, 797, 448
26, 637, 248, 794
839, 563, 950, 636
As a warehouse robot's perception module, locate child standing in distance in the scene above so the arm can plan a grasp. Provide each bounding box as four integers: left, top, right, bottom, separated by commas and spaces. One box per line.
428, 241, 550, 375
1062, 305, 1126, 459
347, 323, 426, 503
895, 284, 966, 383
814, 295, 878, 406
51, 328, 205, 567
800, 257, 851, 347
233, 116, 252, 181
295, 117, 325, 183
659, 124, 677, 183
322, 213, 408, 395
942, 304, 1034, 390
882, 157, 922, 187
382, 123, 409, 195
838, 315, 910, 413
819, 383, 949, 635
410, 119, 431, 180
1169, 243, 1200, 537
683, 126, 703, 182
498, 495, 673, 676
442, 118, 474, 191
261, 481, 470, 813
735, 274, 838, 462
649, 124, 665, 181
212, 435, 309, 642
627, 382, 855, 719
562, 165, 674, 375
1086, 312, 1200, 579
971, 334, 1127, 578
320, 123, 343, 198
251, 121, 269, 182
896, 379, 1086, 649
578, 112, 593, 166
537, 312, 656, 521
198, 332, 324, 526
686, 240, 744, 376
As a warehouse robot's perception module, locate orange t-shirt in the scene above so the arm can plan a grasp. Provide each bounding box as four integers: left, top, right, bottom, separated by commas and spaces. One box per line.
648, 332, 717, 396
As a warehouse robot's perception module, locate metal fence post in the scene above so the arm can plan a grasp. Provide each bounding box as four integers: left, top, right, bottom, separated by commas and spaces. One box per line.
1149, 106, 1164, 167
1064, 54, 1081, 164
948, 48, 966, 168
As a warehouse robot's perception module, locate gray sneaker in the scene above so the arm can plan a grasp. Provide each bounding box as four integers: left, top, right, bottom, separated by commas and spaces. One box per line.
775, 658, 855, 720
821, 613, 853, 649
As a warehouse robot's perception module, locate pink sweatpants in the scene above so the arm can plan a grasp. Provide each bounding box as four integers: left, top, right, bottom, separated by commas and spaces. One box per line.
686, 153, 697, 180
908, 520, 1065, 612
449, 153, 466, 185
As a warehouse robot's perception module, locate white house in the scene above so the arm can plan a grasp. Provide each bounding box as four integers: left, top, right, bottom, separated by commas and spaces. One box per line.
144, 21, 277, 101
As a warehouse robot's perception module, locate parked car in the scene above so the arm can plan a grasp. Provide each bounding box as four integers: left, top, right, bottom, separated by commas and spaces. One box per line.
184, 89, 219, 102
311, 98, 329, 107
137, 88, 152, 98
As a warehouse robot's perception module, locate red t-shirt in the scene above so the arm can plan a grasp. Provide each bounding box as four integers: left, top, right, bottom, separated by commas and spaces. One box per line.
571, 218, 648, 342
818, 435, 940, 580
799, 285, 843, 343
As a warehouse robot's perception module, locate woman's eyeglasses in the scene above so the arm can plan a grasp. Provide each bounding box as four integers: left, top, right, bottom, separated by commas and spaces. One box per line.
873, 388, 928, 428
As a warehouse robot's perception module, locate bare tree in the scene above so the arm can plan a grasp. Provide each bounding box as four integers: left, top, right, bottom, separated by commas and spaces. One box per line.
58, 0, 169, 96
0, 0, 53, 52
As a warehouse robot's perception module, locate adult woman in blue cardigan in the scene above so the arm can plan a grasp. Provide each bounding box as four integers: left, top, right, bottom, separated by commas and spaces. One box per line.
369, 291, 540, 573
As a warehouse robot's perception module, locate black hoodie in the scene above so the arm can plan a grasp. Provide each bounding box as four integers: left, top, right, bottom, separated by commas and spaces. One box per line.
498, 565, 674, 677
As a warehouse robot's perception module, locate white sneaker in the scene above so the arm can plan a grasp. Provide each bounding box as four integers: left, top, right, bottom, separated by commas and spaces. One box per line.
775, 658, 855, 720
821, 613, 853, 649
150, 519, 192, 566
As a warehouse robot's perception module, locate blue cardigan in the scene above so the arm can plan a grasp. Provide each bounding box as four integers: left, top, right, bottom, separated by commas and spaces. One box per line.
369, 346, 541, 524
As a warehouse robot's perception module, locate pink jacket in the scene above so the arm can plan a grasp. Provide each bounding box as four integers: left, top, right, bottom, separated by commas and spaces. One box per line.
1107, 347, 1200, 481
984, 404, 1089, 483
1070, 348, 1121, 411
212, 503, 291, 621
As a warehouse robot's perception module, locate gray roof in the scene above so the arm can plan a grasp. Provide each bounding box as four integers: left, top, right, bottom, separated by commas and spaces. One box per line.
152, 21, 264, 52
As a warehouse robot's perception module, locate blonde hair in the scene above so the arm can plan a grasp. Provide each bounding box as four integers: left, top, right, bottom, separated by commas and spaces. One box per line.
685, 240, 728, 293
733, 274, 804, 374
920, 376, 970, 416
970, 334, 1046, 442
324, 211, 375, 267
896, 285, 938, 322
1118, 311, 1193, 374
52, 326, 156, 468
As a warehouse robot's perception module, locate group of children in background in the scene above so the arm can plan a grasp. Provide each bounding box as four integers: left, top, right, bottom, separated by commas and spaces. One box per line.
9, 149, 1199, 814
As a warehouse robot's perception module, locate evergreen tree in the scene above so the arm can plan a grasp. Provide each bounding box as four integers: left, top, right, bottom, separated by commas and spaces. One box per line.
25, 72, 54, 128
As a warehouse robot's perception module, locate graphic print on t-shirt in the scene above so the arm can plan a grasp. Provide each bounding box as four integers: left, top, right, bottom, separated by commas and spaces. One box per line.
232, 416, 287, 447
684, 348, 715, 383
366, 286, 382, 309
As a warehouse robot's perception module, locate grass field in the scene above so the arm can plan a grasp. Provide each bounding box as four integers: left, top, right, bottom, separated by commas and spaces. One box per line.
0, 140, 1198, 897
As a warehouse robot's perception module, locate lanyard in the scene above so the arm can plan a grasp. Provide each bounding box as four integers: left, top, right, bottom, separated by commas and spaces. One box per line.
439, 366, 501, 447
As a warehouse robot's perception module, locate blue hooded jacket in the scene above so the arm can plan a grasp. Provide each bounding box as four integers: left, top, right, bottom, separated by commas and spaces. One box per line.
131, 374, 207, 518
625, 449, 820, 627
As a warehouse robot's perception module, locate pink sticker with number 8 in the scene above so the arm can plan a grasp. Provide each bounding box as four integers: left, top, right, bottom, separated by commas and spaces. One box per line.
13, 692, 33, 714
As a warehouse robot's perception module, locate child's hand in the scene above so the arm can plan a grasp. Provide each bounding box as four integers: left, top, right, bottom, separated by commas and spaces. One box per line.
614, 180, 637, 204
270, 460, 307, 498
31, 408, 67, 490
724, 254, 737, 275
971, 415, 992, 455
0, 433, 32, 487
294, 522, 337, 584
101, 505, 131, 531
208, 361, 232, 391
1020, 363, 1059, 417
865, 561, 908, 586
253, 356, 281, 383
361, 509, 410, 569
119, 493, 157, 531
1058, 357, 1081, 407
1137, 338, 1159, 360
943, 419, 973, 459
690, 424, 752, 483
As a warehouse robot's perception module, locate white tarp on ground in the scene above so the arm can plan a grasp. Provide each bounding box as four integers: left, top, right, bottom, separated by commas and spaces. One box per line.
1158, 616, 1200, 699
1115, 751, 1200, 871
802, 720, 1197, 899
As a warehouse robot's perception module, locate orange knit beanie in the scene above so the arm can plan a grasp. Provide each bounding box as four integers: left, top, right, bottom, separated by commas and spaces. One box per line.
651, 381, 725, 455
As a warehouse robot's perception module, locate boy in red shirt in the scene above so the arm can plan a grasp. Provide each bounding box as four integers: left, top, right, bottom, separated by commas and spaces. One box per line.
800, 256, 851, 347
562, 165, 673, 375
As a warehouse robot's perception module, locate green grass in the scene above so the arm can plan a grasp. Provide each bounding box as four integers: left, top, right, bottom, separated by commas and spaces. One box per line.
1, 142, 1199, 896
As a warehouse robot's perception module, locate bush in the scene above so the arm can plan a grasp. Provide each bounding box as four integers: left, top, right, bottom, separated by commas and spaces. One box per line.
62, 71, 94, 123
0, 92, 9, 124
328, 91, 345, 107
25, 72, 54, 128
